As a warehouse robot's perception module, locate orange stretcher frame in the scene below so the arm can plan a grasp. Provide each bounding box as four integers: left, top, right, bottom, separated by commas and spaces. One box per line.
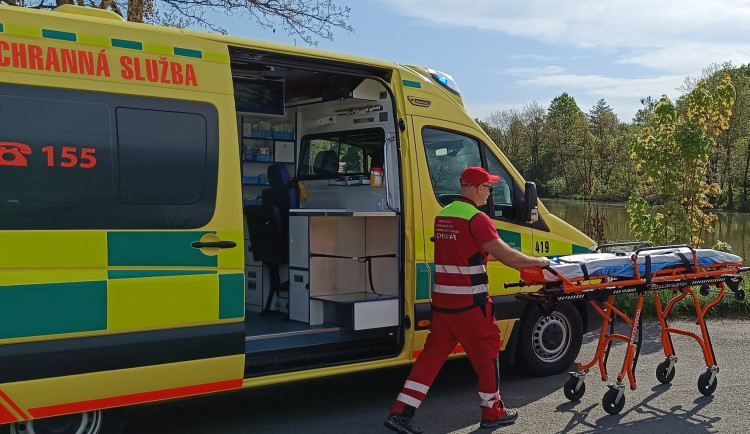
512, 244, 748, 415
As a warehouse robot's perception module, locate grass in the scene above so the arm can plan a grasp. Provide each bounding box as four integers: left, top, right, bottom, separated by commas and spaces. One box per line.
611, 279, 750, 320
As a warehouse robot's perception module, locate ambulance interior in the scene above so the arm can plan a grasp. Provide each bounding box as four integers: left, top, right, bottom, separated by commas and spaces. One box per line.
229, 47, 404, 376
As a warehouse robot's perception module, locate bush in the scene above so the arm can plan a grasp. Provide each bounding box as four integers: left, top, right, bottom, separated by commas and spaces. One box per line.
541, 177, 567, 198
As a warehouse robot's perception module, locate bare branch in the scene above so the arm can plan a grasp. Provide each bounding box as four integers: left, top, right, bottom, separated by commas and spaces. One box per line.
4, 0, 353, 45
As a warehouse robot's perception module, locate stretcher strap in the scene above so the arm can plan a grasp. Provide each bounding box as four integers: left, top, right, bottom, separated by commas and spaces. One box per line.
559, 259, 589, 280
675, 252, 691, 269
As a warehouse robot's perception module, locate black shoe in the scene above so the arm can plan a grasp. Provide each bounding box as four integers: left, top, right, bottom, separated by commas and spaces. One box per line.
385, 413, 423, 434
480, 407, 519, 428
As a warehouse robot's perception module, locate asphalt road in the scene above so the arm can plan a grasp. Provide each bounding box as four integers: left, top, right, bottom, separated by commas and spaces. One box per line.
115, 318, 750, 434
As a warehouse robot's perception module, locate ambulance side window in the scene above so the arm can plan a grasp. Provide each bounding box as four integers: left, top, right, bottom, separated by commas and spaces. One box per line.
0, 83, 218, 230
484, 148, 517, 220
485, 147, 517, 220
422, 127, 481, 205
298, 128, 384, 179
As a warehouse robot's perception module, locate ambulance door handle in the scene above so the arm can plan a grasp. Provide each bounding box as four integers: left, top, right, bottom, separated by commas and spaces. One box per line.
191, 241, 237, 249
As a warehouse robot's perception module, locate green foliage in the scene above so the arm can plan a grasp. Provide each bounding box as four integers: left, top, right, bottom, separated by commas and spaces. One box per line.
627, 74, 736, 247
540, 177, 568, 198
712, 240, 734, 253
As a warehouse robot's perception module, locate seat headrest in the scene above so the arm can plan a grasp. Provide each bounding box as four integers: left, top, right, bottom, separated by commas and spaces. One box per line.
313, 150, 339, 175
267, 163, 290, 188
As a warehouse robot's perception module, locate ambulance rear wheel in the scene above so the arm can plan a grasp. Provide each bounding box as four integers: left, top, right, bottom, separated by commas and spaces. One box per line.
10, 409, 125, 434
517, 301, 583, 376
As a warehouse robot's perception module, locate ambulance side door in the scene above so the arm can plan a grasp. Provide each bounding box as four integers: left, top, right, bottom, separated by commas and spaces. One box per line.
411, 116, 533, 299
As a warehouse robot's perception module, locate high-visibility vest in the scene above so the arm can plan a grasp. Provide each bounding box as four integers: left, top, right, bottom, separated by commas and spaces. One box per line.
432, 198, 490, 311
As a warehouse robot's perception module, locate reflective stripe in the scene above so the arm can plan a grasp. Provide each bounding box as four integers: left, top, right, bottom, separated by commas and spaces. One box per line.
479, 391, 500, 408
404, 380, 430, 394
435, 264, 486, 274
432, 283, 488, 295
397, 393, 422, 408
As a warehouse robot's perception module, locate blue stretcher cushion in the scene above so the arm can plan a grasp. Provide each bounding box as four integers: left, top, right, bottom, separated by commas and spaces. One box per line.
542, 248, 742, 282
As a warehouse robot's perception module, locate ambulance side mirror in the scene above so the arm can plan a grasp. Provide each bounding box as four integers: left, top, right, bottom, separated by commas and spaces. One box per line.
523, 181, 538, 224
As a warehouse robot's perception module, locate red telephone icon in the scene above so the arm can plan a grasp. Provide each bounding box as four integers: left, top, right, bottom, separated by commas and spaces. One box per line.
0, 142, 32, 167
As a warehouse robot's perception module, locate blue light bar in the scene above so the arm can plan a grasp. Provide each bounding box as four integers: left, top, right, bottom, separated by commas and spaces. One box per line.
427, 68, 461, 96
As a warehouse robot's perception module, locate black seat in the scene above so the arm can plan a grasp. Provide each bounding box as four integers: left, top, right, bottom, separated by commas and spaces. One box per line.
244, 163, 298, 314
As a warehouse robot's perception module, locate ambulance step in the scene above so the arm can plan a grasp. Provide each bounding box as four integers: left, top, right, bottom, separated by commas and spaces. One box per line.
243, 337, 398, 377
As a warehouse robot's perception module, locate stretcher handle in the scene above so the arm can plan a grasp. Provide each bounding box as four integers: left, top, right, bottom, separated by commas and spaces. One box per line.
594, 241, 651, 252
633, 244, 694, 256
739, 266, 750, 273
504, 279, 525, 288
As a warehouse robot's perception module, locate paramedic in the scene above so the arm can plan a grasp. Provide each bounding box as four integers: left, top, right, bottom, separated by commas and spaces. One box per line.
385, 166, 551, 433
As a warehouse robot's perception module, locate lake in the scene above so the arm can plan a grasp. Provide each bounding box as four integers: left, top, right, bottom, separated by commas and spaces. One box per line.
543, 198, 750, 260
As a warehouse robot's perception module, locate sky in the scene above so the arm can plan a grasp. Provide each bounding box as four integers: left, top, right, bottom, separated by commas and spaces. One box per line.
209, 0, 750, 124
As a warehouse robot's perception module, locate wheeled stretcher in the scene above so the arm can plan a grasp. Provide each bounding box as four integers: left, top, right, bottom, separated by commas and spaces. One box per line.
508, 244, 748, 415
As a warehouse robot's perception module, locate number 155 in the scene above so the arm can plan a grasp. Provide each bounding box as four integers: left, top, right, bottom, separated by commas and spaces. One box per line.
42, 146, 97, 168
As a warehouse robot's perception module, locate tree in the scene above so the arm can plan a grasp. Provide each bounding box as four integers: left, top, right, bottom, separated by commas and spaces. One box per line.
627, 74, 736, 247
543, 93, 590, 197
3, 0, 354, 46
484, 108, 529, 174
521, 101, 546, 183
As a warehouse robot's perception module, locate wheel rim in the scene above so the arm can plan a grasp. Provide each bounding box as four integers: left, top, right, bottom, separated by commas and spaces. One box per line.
531, 312, 572, 363
12, 410, 102, 434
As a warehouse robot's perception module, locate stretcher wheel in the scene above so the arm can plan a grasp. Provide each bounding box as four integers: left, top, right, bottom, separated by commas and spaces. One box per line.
563, 376, 586, 401
699, 284, 710, 296
735, 289, 746, 301
698, 371, 718, 396
656, 360, 675, 384
602, 387, 625, 415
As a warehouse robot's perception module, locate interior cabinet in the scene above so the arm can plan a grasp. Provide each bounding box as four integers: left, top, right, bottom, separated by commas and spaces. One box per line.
239, 113, 295, 205
288, 211, 399, 329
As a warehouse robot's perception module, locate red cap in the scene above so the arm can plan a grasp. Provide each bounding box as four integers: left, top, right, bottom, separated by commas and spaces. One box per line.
460, 166, 500, 185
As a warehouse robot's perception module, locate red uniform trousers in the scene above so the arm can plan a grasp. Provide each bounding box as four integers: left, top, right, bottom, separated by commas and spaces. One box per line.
390, 300, 506, 420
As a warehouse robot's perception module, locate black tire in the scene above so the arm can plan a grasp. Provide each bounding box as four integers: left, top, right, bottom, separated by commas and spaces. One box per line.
735, 289, 745, 302
602, 387, 625, 415
656, 360, 676, 384
10, 409, 126, 434
698, 371, 718, 396
563, 375, 586, 401
517, 301, 583, 376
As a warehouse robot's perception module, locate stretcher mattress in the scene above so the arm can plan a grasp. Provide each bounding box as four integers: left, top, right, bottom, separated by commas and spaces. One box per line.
540, 248, 742, 282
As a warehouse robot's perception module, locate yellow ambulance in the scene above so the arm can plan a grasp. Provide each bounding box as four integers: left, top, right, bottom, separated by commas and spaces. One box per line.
0, 5, 594, 433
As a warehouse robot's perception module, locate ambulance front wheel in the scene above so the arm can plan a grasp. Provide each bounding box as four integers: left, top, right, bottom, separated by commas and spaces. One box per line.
517, 301, 583, 376
10, 409, 126, 434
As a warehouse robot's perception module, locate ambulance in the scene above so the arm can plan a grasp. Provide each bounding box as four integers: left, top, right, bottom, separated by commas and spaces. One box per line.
0, 5, 595, 433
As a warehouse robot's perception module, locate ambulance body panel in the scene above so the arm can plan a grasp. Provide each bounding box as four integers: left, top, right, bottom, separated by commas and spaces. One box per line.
0, 5, 594, 431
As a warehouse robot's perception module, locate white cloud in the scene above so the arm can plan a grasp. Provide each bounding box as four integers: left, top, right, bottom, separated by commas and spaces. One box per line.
620, 43, 750, 73
517, 73, 684, 100
378, 0, 750, 50
466, 72, 686, 122
503, 65, 566, 76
